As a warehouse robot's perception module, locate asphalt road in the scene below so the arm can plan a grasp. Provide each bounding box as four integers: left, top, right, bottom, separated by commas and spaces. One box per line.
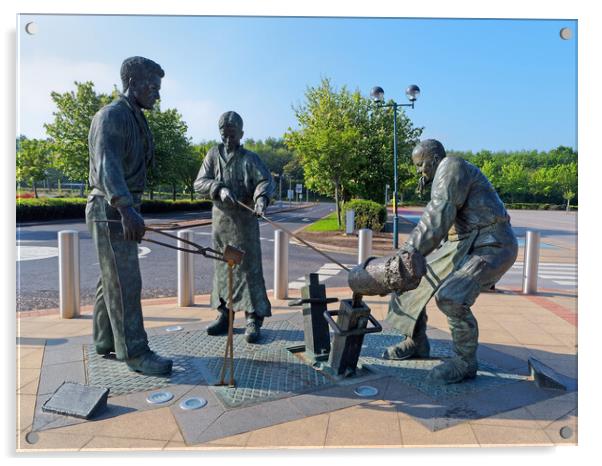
16, 203, 577, 312
16, 201, 354, 311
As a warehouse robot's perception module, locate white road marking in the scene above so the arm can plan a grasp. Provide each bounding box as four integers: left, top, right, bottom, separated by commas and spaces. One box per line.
512, 262, 576, 267
538, 274, 578, 279
16, 246, 59, 262
289, 262, 353, 289
508, 262, 577, 287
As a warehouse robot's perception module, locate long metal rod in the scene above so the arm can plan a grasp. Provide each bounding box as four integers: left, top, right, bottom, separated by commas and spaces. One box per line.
227, 262, 235, 386
237, 201, 350, 272
393, 102, 399, 250
218, 261, 236, 387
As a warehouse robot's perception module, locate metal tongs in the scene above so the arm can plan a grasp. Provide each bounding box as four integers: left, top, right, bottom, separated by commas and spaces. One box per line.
95, 220, 228, 262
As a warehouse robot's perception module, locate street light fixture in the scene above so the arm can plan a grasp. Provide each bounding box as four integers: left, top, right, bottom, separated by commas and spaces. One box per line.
370, 84, 420, 249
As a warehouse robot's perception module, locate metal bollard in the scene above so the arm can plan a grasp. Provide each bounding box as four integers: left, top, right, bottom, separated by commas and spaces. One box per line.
522, 230, 541, 294
345, 209, 355, 235
58, 230, 80, 319
358, 228, 373, 264
274, 229, 289, 299
177, 230, 195, 307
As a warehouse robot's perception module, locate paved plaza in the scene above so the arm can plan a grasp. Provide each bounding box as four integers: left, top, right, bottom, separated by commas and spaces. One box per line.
17, 281, 577, 450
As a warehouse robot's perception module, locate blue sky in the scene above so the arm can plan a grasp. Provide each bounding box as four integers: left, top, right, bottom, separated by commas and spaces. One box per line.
17, 15, 577, 152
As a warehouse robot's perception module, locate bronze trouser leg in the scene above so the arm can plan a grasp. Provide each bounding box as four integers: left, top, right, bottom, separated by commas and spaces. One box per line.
435, 270, 481, 363
86, 197, 149, 360
92, 276, 114, 353
435, 241, 518, 363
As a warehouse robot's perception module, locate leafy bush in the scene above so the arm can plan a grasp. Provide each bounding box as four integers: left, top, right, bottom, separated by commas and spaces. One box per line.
343, 199, 387, 232
16, 197, 212, 222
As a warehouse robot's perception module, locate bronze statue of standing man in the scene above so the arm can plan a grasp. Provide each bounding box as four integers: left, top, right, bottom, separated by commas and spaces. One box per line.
86, 56, 172, 375
194, 111, 276, 343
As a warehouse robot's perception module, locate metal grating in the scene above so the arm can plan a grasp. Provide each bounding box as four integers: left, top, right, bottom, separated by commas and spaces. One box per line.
211, 347, 331, 408
85, 334, 206, 396
360, 331, 518, 398
84, 319, 522, 406
84, 319, 320, 405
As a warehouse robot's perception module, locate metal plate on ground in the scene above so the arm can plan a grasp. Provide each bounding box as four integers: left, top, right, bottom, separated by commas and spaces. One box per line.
41, 381, 109, 419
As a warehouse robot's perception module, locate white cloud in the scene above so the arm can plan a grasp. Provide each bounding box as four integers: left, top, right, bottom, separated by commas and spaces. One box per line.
18, 57, 119, 138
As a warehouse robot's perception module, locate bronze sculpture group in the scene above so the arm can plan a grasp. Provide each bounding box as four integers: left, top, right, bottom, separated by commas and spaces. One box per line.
87, 57, 517, 385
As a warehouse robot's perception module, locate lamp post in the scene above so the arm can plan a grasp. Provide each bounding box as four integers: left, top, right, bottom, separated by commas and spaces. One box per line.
370, 84, 420, 249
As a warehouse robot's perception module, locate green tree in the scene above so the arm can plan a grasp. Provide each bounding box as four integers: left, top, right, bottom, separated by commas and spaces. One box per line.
285, 77, 421, 225
245, 138, 296, 177
498, 161, 529, 203
356, 100, 422, 204
285, 78, 361, 225
179, 141, 214, 200
145, 104, 193, 200
552, 162, 578, 210
530, 166, 556, 202
244, 137, 299, 200
16, 138, 52, 198
44, 82, 113, 189
480, 159, 501, 188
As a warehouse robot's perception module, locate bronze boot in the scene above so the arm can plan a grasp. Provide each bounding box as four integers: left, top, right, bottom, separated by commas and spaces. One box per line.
207, 304, 229, 336
383, 311, 430, 360
427, 310, 479, 384
244, 313, 263, 343
126, 350, 173, 376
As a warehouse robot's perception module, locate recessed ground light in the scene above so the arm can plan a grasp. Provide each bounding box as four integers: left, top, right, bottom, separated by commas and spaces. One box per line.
166, 326, 183, 332
146, 391, 174, 404
179, 397, 208, 410
354, 385, 378, 397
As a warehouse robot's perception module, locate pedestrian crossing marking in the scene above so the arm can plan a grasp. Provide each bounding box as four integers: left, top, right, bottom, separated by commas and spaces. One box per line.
507, 262, 576, 288
289, 262, 353, 289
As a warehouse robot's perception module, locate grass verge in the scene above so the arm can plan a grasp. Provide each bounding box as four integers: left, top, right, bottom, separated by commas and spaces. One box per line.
305, 211, 342, 232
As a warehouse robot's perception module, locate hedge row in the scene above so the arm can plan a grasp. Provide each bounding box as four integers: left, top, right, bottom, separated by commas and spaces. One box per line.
17, 198, 212, 222
343, 199, 387, 232
395, 201, 577, 211
504, 202, 577, 211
